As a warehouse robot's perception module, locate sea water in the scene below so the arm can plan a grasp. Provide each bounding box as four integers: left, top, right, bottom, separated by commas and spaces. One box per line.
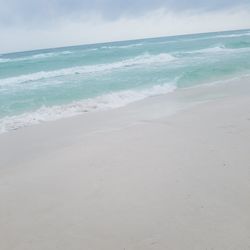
0, 29, 250, 133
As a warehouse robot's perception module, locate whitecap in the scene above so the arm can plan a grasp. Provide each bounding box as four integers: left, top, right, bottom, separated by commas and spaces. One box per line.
0, 50, 73, 64
0, 83, 176, 133
0, 53, 177, 87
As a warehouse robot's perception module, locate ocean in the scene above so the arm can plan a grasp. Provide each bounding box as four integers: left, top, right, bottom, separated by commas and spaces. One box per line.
0, 29, 250, 133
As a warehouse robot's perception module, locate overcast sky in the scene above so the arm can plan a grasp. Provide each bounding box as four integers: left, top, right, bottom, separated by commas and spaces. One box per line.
1, 0, 250, 53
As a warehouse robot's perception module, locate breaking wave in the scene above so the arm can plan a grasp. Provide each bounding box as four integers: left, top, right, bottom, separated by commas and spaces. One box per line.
0, 83, 176, 133
0, 53, 176, 87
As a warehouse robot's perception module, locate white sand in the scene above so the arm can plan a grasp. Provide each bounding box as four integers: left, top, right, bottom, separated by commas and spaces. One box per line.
0, 78, 250, 250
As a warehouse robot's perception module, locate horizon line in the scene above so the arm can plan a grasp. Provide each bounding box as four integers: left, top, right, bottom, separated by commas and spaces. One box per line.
1, 27, 250, 56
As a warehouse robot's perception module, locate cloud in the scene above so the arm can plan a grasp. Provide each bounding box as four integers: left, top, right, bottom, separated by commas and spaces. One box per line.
1, 0, 250, 26
0, 1, 250, 53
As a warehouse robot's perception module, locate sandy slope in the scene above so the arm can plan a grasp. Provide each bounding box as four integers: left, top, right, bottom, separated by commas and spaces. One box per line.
0, 79, 250, 250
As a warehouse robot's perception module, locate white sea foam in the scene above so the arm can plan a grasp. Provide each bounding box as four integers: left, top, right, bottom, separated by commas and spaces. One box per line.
215, 32, 250, 38
179, 31, 250, 42
31, 51, 72, 59
0, 51, 73, 64
183, 46, 227, 54
0, 83, 176, 133
101, 43, 143, 49
181, 45, 250, 55
0, 53, 176, 87
0, 58, 11, 63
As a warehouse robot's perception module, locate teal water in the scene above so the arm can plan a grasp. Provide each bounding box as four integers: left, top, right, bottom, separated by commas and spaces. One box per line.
1, 29, 250, 132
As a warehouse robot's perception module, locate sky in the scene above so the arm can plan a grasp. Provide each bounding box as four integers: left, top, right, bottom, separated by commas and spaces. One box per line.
0, 0, 250, 53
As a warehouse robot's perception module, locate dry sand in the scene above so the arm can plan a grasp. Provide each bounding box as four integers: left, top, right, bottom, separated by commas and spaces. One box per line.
0, 78, 250, 250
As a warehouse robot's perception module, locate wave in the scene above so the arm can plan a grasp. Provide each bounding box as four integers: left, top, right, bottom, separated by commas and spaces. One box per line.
101, 43, 143, 50
178, 31, 250, 43
0, 51, 73, 64
133, 31, 250, 46
31, 51, 72, 59
0, 58, 11, 63
0, 53, 176, 87
0, 83, 176, 133
197, 32, 250, 41
183, 45, 228, 54
214, 32, 250, 39
180, 45, 250, 55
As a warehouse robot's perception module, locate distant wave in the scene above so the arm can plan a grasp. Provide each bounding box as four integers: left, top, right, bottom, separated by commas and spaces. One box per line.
101, 43, 143, 49
0, 53, 176, 87
0, 51, 73, 64
214, 32, 250, 39
0, 58, 12, 63
183, 45, 228, 54
179, 31, 250, 43
198, 32, 250, 40
180, 45, 250, 55
135, 32, 250, 46
0, 83, 176, 133
31, 51, 72, 59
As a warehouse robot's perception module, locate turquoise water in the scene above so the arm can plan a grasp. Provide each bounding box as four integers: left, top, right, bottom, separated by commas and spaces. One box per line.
1, 29, 250, 132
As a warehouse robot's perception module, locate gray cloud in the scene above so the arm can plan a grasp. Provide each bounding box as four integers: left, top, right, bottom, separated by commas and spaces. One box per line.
1, 0, 249, 27
1, 0, 250, 53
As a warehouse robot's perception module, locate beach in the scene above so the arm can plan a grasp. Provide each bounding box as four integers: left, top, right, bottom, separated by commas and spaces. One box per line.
0, 78, 250, 250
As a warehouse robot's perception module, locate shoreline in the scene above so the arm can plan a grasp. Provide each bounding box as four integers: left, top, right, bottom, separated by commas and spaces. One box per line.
0, 76, 250, 168
0, 77, 250, 249
1, 74, 250, 135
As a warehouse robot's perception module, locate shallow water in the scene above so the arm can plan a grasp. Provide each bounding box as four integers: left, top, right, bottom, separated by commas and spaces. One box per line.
0, 29, 250, 133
